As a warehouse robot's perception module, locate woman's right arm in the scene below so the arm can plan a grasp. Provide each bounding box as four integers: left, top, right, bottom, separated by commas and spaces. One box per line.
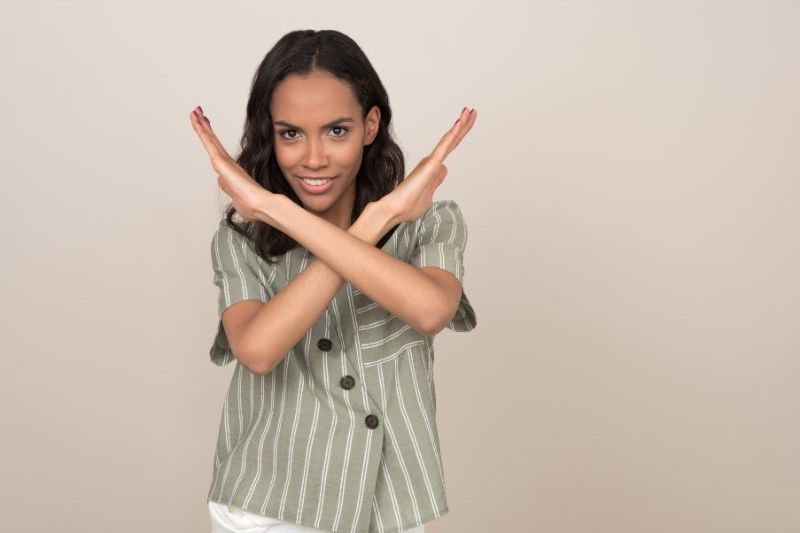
224, 201, 396, 375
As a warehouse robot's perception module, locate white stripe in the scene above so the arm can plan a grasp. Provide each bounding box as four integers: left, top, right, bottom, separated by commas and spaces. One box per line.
261, 347, 291, 513
229, 367, 266, 504
408, 351, 446, 493
377, 364, 403, 529
363, 340, 427, 368
360, 324, 413, 349
344, 284, 375, 533
394, 353, 438, 516
329, 295, 357, 532
242, 368, 276, 509
314, 311, 339, 529
372, 494, 386, 533
278, 361, 305, 517
380, 357, 424, 526
356, 301, 381, 313
296, 254, 320, 521
358, 313, 399, 330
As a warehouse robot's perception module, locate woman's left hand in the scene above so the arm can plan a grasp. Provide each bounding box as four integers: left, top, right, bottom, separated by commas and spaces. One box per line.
190, 106, 268, 222
382, 106, 477, 224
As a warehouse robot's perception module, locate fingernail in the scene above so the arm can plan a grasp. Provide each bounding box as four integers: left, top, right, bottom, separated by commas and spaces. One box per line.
198, 106, 203, 113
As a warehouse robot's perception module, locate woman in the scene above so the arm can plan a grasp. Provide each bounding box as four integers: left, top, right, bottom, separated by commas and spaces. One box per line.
191, 29, 478, 533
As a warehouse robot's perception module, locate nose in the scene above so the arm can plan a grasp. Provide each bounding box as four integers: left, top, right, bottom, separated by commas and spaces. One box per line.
302, 136, 328, 169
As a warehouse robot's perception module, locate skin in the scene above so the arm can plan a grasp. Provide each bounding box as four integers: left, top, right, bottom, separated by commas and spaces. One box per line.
190, 69, 477, 374
271, 69, 377, 229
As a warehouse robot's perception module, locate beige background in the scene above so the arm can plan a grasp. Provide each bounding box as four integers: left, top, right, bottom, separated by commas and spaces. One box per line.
2, 1, 798, 532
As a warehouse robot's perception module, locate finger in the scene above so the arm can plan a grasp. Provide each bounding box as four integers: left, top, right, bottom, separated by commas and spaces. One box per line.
426, 112, 463, 163
193, 109, 229, 157
449, 108, 477, 149
444, 108, 477, 158
440, 108, 476, 158
190, 110, 222, 159
431, 107, 477, 162
192, 109, 233, 161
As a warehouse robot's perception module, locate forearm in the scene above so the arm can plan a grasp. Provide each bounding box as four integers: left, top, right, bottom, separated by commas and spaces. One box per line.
242, 197, 395, 373
256, 195, 452, 336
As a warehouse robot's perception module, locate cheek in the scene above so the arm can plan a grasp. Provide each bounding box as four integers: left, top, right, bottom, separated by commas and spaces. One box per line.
273, 141, 286, 159
332, 140, 364, 167
273, 143, 298, 169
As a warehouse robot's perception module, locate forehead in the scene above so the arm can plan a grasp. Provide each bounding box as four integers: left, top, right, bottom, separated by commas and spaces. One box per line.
270, 70, 360, 120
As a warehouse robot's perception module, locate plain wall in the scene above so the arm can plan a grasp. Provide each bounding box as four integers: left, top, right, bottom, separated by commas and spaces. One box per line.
1, 1, 798, 531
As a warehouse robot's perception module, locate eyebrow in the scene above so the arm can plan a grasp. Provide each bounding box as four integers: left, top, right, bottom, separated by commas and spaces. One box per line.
273, 117, 355, 132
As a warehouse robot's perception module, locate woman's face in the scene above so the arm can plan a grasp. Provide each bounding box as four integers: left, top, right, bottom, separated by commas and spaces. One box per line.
270, 69, 380, 228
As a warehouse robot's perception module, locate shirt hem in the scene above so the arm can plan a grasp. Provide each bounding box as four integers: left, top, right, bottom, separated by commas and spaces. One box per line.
207, 495, 448, 533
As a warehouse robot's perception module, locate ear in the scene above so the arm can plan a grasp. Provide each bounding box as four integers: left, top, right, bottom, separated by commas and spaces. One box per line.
363, 105, 381, 146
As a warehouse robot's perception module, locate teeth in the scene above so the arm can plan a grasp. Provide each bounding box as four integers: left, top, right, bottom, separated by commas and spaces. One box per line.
303, 178, 331, 185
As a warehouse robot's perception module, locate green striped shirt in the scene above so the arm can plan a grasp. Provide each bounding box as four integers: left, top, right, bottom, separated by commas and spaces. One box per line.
207, 199, 477, 533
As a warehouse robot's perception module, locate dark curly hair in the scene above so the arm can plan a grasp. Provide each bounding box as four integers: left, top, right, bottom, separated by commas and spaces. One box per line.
221, 29, 406, 265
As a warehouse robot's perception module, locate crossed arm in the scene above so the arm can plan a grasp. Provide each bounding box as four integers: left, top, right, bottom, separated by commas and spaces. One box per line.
192, 105, 477, 374
229, 195, 462, 375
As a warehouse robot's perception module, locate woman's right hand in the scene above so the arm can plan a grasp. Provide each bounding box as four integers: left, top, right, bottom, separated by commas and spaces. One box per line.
190, 105, 271, 222
383, 106, 477, 224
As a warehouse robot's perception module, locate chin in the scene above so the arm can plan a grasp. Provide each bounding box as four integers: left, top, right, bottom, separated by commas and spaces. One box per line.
298, 192, 336, 209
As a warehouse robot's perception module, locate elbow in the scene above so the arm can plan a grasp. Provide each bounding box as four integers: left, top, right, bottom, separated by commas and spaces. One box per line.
237, 346, 277, 376
236, 326, 280, 375
247, 359, 275, 376
417, 303, 453, 337
416, 270, 462, 337
420, 323, 445, 337
244, 356, 276, 376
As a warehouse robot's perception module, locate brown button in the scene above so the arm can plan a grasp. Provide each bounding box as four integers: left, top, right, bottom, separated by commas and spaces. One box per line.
340, 375, 355, 390
317, 338, 332, 351
365, 414, 379, 429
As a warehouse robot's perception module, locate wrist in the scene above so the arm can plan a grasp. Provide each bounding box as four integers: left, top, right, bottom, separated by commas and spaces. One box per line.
253, 190, 286, 230
351, 200, 398, 246
368, 197, 402, 231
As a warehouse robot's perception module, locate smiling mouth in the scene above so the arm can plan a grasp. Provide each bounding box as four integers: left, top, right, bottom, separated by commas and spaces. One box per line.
296, 175, 337, 194
299, 176, 335, 184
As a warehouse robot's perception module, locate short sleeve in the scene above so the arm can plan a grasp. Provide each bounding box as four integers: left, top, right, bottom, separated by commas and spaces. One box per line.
208, 220, 270, 366
410, 200, 477, 332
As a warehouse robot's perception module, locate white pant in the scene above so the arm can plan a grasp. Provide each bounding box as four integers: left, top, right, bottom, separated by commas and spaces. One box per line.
208, 500, 425, 533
